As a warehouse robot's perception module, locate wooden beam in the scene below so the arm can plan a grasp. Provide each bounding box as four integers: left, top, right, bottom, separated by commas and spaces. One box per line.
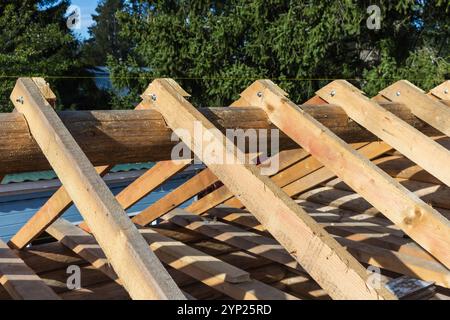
9, 165, 112, 249
141, 78, 396, 300
428, 80, 450, 101
188, 143, 369, 214
0, 104, 438, 175
50, 219, 295, 300
78, 159, 191, 231
133, 148, 309, 226
10, 78, 184, 300
205, 207, 450, 288
31, 78, 57, 108
379, 80, 450, 136
242, 79, 450, 269
132, 168, 218, 226
0, 239, 60, 300
319, 80, 450, 187
11, 79, 191, 249
283, 142, 393, 198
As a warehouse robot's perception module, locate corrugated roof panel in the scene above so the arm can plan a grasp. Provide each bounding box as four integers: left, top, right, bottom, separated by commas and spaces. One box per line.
1, 163, 156, 184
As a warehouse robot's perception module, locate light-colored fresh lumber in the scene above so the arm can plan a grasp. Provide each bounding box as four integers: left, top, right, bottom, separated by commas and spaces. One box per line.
189, 142, 367, 213
283, 142, 392, 198
9, 165, 111, 249
429, 80, 450, 100
142, 78, 396, 300
0, 239, 60, 300
50, 218, 295, 300
164, 209, 450, 289
133, 168, 218, 226
116, 160, 191, 209
238, 79, 450, 269
132, 111, 310, 225
206, 206, 450, 288
319, 80, 450, 187
380, 80, 450, 136
133, 147, 310, 226
375, 155, 444, 185
79, 159, 191, 231
327, 176, 450, 211
11, 82, 190, 248
10, 78, 184, 300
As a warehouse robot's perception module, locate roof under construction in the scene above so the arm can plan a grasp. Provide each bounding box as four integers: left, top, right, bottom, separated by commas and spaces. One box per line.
0, 77, 449, 300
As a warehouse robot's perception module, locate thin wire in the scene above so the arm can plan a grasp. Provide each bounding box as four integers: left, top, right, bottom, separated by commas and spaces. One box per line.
0, 75, 439, 81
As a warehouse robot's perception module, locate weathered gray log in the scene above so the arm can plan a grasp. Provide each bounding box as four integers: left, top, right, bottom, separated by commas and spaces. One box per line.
0, 104, 438, 175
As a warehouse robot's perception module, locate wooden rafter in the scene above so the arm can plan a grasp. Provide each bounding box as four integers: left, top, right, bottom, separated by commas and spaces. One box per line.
10, 80, 190, 249
379, 80, 450, 136
139, 78, 396, 300
318, 80, 450, 186
0, 239, 60, 300
10, 78, 184, 300
188, 142, 370, 213
133, 148, 309, 226
50, 219, 296, 300
238, 79, 450, 269
428, 80, 450, 101
204, 207, 450, 288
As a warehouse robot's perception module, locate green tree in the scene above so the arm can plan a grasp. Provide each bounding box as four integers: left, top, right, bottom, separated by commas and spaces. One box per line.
108, 0, 449, 109
0, 0, 81, 111
82, 0, 128, 66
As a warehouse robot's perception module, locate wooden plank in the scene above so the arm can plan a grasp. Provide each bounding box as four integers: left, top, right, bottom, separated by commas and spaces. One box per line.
132, 168, 218, 226
319, 80, 450, 187
10, 79, 190, 248
237, 80, 450, 269
164, 209, 450, 289
142, 78, 396, 300
206, 206, 450, 288
190, 142, 370, 213
283, 142, 393, 198
379, 80, 450, 136
132, 97, 310, 226
10, 78, 184, 300
116, 160, 191, 209
427, 80, 450, 102
79, 159, 191, 231
133, 147, 310, 226
9, 165, 111, 249
49, 219, 295, 300
0, 239, 60, 300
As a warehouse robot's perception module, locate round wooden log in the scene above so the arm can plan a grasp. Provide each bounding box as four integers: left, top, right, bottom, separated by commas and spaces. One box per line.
0, 104, 438, 175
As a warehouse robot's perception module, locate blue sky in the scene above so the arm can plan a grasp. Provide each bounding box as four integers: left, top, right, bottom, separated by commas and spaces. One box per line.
69, 0, 100, 39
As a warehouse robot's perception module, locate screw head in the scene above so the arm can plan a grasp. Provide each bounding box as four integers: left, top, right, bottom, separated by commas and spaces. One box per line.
150, 94, 157, 101
257, 92, 263, 98
16, 96, 24, 104
330, 90, 336, 97
444, 88, 449, 95
396, 91, 401, 96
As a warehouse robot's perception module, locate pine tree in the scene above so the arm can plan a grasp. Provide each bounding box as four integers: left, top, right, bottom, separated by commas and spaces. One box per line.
0, 0, 81, 111
82, 0, 128, 66
108, 0, 449, 109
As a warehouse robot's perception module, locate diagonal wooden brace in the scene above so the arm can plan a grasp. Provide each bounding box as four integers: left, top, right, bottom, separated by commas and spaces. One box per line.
9, 78, 185, 300
242, 79, 450, 269
379, 80, 450, 136
142, 78, 396, 300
